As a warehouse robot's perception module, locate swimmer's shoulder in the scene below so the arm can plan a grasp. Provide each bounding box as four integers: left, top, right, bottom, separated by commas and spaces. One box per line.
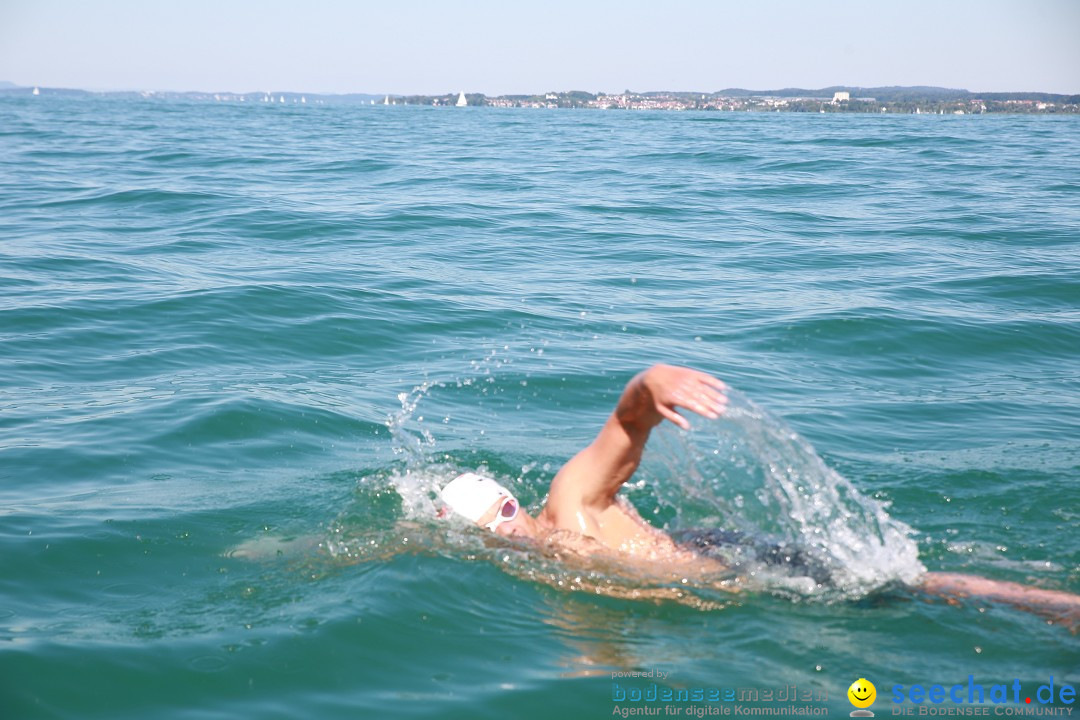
542, 528, 609, 557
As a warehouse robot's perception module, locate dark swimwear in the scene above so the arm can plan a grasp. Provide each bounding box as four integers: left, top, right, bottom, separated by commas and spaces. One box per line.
672, 528, 834, 586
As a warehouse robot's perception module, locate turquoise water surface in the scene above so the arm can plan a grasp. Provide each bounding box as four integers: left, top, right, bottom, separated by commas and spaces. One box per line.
1, 97, 1078, 719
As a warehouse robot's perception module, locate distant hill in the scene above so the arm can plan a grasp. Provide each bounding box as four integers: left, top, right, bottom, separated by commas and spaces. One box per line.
0, 85, 397, 104
710, 86, 1080, 103
0, 85, 90, 96
1, 84, 1075, 106
713, 85, 969, 100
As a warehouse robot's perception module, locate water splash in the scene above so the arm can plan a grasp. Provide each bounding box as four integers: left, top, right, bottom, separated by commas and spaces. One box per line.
343, 382, 923, 604
642, 388, 925, 600
385, 380, 442, 466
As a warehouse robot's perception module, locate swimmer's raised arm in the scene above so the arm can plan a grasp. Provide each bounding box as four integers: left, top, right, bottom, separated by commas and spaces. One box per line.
545, 365, 727, 513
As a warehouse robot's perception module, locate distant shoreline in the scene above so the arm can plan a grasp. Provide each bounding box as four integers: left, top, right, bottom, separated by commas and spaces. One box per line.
3, 84, 1078, 114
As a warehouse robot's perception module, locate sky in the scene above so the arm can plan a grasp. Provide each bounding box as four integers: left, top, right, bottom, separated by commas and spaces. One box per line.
1, 0, 1077, 95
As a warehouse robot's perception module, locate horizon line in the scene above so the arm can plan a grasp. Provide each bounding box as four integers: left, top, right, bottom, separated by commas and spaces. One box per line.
4, 82, 1080, 97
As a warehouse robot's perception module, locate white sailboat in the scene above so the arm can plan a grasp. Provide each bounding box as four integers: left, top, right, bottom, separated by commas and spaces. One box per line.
384, 95, 390, 105
456, 91, 467, 107
32, 86, 40, 96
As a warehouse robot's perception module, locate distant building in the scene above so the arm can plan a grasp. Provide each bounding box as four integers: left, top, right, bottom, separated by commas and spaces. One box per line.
832, 91, 850, 103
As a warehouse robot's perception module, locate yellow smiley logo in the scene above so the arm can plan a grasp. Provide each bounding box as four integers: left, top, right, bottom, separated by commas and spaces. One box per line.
848, 678, 877, 710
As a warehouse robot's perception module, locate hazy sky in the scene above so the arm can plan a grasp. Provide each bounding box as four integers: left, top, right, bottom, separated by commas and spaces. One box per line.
1, 0, 1077, 95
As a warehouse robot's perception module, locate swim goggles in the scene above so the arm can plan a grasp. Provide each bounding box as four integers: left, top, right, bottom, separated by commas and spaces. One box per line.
484, 495, 519, 532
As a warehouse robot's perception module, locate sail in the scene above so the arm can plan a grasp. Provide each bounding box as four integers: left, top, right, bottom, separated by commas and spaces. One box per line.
456, 92, 467, 107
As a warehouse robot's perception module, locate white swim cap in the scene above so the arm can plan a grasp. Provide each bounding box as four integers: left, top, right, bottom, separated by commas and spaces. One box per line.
440, 472, 514, 523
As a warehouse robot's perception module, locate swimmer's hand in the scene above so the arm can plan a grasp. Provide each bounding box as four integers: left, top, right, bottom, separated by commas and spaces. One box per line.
627, 364, 728, 431
544, 364, 728, 531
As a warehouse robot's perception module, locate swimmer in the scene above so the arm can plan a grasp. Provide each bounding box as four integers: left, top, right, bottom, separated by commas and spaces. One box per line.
439, 364, 1080, 625
442, 364, 726, 574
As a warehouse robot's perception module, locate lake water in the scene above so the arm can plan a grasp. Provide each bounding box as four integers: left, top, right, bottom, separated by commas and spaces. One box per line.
1, 97, 1077, 719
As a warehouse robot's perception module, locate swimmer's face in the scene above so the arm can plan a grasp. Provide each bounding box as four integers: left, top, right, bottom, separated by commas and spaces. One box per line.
479, 495, 533, 538
847, 679, 876, 709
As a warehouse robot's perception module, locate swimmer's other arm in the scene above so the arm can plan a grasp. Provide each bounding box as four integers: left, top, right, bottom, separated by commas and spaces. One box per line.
917, 572, 1080, 630
546, 365, 727, 513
